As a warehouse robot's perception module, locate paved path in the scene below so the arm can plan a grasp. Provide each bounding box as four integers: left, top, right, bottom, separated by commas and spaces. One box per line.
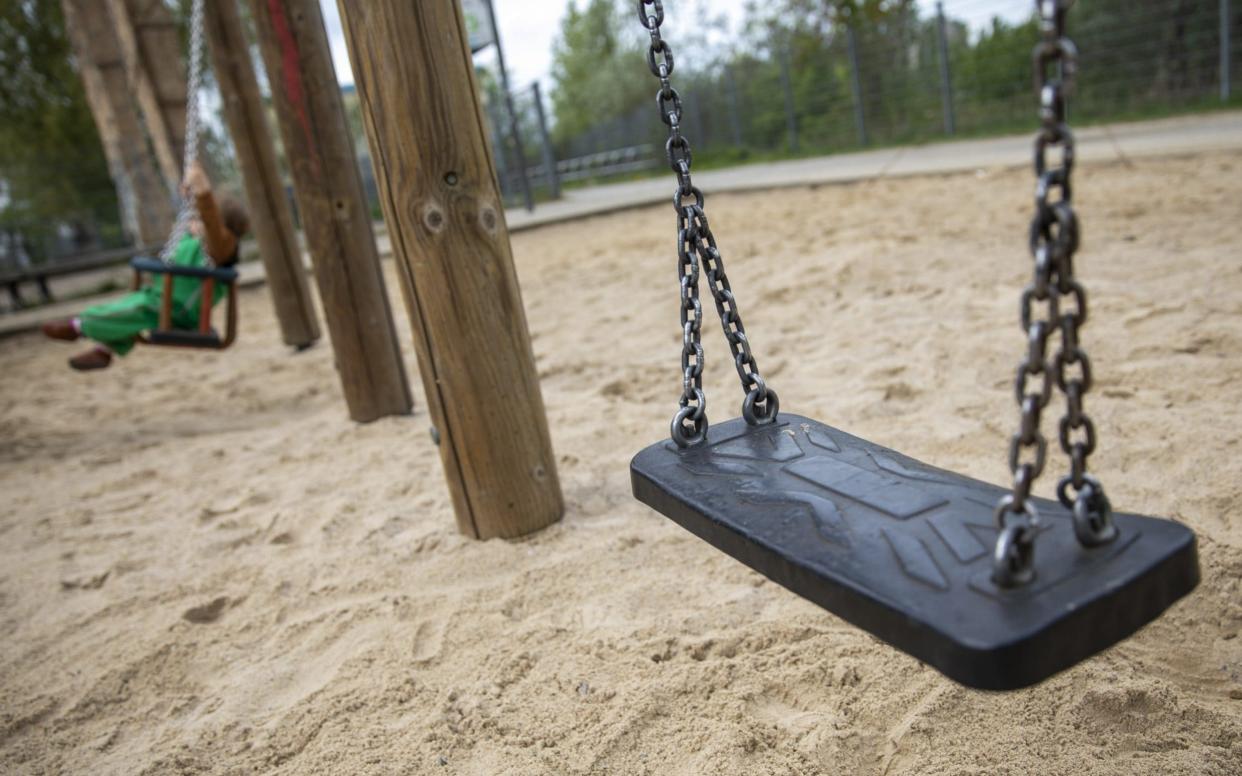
503, 110, 1242, 231
4, 110, 1239, 339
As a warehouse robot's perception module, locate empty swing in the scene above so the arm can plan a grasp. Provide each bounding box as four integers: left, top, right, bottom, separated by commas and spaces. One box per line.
628, 0, 1198, 691
133, 0, 239, 352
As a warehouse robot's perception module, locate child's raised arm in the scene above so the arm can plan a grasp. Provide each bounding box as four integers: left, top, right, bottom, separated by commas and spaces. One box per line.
184, 162, 237, 265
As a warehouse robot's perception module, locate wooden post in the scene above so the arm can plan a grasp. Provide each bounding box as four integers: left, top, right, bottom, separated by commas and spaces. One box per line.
62, 0, 174, 245
203, 0, 320, 349
248, 0, 411, 422
336, 1, 563, 540
104, 0, 187, 192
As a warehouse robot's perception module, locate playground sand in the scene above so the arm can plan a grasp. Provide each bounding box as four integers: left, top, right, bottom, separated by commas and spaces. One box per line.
3, 152, 1242, 774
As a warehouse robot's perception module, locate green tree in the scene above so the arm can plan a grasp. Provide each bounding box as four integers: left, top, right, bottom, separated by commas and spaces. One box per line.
549, 0, 648, 147
0, 0, 121, 256
949, 15, 1035, 133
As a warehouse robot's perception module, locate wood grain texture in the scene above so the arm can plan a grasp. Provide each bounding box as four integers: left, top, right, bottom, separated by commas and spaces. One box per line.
203, 0, 320, 348
336, 0, 563, 539
62, 0, 173, 245
104, 0, 185, 192
248, 0, 411, 422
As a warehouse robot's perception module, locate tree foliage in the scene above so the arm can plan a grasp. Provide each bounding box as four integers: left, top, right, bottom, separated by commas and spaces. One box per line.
549, 0, 649, 145
0, 0, 120, 254
543, 0, 1238, 166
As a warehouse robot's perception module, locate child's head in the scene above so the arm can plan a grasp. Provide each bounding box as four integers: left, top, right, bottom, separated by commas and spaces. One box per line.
189, 194, 250, 241
218, 195, 250, 238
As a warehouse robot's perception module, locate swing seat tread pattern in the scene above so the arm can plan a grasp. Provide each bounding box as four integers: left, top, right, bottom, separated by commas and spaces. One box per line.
146, 328, 223, 349
631, 414, 1199, 690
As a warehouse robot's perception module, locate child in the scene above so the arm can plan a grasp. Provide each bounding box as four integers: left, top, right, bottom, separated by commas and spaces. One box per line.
42, 162, 249, 370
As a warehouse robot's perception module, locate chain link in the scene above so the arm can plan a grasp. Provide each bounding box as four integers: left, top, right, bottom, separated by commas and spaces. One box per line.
638, 2, 778, 447
160, 0, 206, 265
993, 0, 1116, 587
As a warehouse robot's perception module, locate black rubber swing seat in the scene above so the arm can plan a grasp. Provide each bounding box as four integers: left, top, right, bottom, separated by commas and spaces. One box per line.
631, 413, 1199, 690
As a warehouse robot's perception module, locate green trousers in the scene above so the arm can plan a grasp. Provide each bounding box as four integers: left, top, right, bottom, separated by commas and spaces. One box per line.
79, 238, 228, 356
79, 287, 198, 356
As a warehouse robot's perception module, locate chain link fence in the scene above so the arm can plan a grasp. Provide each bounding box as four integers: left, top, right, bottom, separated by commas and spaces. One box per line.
488, 0, 1239, 204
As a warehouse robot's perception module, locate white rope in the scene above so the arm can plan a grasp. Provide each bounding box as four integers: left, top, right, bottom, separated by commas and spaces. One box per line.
160, 0, 206, 264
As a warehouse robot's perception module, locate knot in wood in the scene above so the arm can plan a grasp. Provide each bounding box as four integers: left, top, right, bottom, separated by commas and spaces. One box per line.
479, 207, 497, 233
423, 205, 445, 232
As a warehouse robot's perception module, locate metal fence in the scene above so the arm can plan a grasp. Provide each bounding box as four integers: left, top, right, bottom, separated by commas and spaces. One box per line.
489, 0, 1239, 204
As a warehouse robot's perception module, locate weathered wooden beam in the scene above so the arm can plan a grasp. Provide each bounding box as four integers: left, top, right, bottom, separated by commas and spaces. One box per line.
248, 0, 412, 422
203, 0, 320, 349
336, 1, 563, 539
62, 0, 174, 245
103, 0, 185, 191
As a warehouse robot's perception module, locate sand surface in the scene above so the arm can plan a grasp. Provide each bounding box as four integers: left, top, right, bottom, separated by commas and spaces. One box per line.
3, 153, 1242, 774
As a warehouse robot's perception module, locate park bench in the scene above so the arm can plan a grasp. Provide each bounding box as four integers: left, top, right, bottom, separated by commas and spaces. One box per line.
1, 244, 158, 311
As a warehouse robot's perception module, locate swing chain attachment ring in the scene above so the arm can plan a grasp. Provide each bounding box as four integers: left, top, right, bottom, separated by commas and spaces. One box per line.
1060, 473, 1118, 547
639, 1, 778, 446
993, 494, 1040, 588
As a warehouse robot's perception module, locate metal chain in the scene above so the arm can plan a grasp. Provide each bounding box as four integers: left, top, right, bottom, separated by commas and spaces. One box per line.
993, 0, 1116, 588
160, 0, 206, 265
637, 1, 779, 448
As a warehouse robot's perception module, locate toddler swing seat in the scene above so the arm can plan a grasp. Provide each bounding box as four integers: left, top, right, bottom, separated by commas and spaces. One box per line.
130, 256, 238, 350
126, 0, 236, 352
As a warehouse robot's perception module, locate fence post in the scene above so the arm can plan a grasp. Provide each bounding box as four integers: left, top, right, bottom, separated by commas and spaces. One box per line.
483, 0, 534, 212
725, 66, 744, 147
686, 89, 705, 146
487, 90, 512, 192
936, 1, 957, 135
846, 25, 868, 146
1224, 0, 1233, 102
778, 45, 799, 152
530, 81, 561, 199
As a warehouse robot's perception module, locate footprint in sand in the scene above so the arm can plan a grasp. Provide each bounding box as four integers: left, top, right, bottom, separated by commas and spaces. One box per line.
183, 596, 229, 624
412, 619, 447, 663
60, 570, 110, 591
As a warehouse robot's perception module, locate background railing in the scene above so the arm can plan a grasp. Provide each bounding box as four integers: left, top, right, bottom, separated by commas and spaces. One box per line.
481, 0, 1239, 205
4, 0, 1238, 289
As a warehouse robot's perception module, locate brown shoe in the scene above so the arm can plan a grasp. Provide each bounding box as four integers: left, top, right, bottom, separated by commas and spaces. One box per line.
69, 347, 112, 371
42, 319, 79, 342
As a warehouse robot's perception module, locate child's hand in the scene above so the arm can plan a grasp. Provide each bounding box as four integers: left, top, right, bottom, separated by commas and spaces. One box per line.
182, 161, 211, 199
